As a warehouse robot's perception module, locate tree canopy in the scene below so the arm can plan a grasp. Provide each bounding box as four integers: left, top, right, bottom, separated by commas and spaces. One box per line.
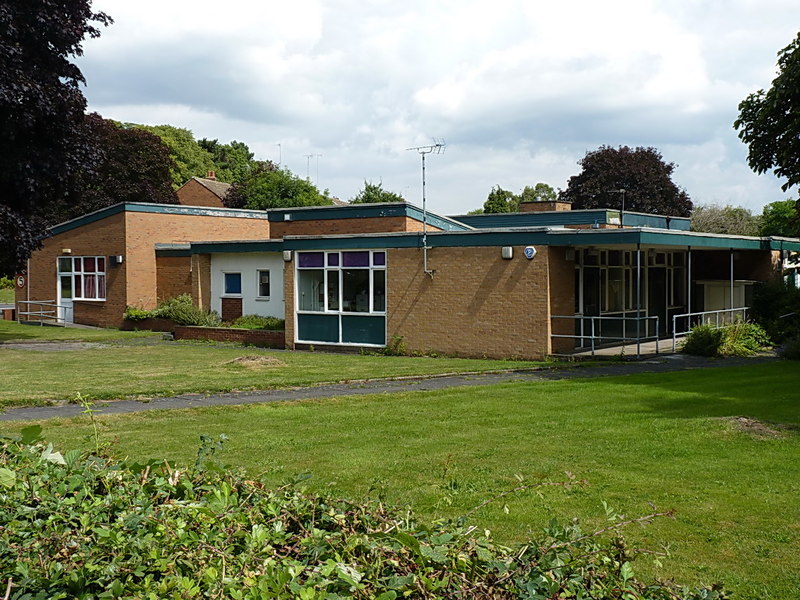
690, 204, 761, 236
559, 146, 692, 217
349, 181, 404, 204
40, 114, 177, 226
198, 138, 255, 184
519, 183, 557, 204
734, 32, 800, 192
760, 199, 799, 237
224, 162, 333, 210
478, 183, 556, 214
0, 0, 111, 273
130, 124, 216, 188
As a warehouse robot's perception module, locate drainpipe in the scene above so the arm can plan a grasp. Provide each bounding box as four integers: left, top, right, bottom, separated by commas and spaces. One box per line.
730, 249, 734, 310
636, 243, 642, 357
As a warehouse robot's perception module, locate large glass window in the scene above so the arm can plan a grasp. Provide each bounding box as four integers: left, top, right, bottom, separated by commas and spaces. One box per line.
58, 256, 106, 300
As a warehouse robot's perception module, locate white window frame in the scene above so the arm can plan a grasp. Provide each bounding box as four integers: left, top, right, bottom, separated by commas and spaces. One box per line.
256, 269, 271, 300
57, 256, 107, 301
222, 271, 243, 297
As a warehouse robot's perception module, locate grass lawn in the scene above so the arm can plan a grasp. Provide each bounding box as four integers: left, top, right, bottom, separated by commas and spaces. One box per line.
3, 362, 796, 599
0, 320, 158, 343
0, 288, 13, 304
0, 320, 552, 406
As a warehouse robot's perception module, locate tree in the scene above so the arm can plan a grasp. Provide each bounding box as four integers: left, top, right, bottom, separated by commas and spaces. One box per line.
519, 183, 557, 204
558, 146, 692, 217
131, 124, 215, 188
198, 138, 255, 183
224, 162, 333, 210
40, 114, 177, 226
0, 0, 111, 273
483, 186, 519, 213
734, 32, 800, 193
349, 181, 404, 204
690, 204, 761, 236
760, 199, 800, 237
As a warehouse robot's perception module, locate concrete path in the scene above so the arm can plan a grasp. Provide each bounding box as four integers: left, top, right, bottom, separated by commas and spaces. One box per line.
0, 352, 778, 422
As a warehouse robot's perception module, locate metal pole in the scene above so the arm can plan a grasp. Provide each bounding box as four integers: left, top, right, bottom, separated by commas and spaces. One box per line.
636, 243, 642, 357
729, 249, 734, 312
591, 317, 596, 356
421, 151, 429, 274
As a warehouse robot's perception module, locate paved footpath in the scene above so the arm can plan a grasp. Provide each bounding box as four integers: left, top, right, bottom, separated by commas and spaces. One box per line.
0, 352, 778, 422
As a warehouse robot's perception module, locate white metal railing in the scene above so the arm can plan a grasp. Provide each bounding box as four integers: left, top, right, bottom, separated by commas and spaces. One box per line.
16, 300, 71, 325
551, 314, 660, 358
671, 307, 749, 351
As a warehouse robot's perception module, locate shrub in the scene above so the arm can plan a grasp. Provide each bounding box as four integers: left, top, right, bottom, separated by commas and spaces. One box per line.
779, 336, 800, 360
681, 324, 724, 356
122, 305, 150, 321
750, 280, 800, 342
230, 314, 285, 330
124, 295, 222, 327
0, 276, 13, 290
0, 431, 725, 600
682, 321, 771, 357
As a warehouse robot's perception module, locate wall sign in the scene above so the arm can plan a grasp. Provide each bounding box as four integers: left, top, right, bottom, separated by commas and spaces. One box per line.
524, 246, 537, 260
15, 275, 25, 288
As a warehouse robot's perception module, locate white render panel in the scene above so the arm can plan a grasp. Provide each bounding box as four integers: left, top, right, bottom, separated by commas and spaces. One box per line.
210, 252, 284, 318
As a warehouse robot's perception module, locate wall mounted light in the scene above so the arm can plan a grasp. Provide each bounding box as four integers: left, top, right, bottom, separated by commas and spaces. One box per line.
61, 248, 72, 254
109, 255, 124, 266
283, 250, 293, 262
501, 246, 513, 260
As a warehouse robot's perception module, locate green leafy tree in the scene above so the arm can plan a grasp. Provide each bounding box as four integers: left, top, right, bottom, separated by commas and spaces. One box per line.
760, 199, 800, 237
131, 124, 215, 188
519, 182, 557, 204
349, 181, 404, 204
224, 162, 333, 210
483, 186, 519, 213
734, 32, 800, 193
0, 0, 111, 273
198, 138, 254, 183
691, 204, 761, 236
559, 146, 692, 217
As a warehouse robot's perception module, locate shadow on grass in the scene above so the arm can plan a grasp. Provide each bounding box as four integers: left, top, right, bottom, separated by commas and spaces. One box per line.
615, 361, 800, 426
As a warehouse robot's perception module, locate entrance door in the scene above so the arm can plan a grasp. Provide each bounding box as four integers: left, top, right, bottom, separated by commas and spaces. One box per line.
57, 258, 74, 324
648, 267, 667, 336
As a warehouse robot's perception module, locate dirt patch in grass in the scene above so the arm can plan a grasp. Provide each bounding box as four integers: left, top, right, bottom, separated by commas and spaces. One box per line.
724, 416, 793, 439
225, 355, 287, 369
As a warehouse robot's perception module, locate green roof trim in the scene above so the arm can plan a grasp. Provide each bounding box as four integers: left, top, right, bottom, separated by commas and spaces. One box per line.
49, 202, 271, 236
267, 202, 470, 232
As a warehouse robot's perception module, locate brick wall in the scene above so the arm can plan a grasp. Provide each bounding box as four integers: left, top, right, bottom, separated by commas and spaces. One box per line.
221, 297, 243, 321
283, 257, 296, 348
176, 180, 225, 208
269, 216, 440, 239
156, 256, 192, 302
548, 246, 577, 353
192, 254, 212, 311
173, 326, 285, 348
386, 245, 554, 359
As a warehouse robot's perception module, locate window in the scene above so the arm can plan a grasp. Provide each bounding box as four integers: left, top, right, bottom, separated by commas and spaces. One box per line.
297, 250, 386, 314
257, 270, 270, 297
58, 256, 106, 300
224, 272, 242, 295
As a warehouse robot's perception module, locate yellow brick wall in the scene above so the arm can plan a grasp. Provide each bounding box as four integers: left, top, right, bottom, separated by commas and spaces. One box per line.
156, 256, 192, 302
283, 256, 296, 348
386, 245, 555, 359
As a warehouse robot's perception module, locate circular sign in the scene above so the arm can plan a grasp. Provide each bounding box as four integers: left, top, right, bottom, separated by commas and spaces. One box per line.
524, 246, 537, 260
15, 275, 25, 288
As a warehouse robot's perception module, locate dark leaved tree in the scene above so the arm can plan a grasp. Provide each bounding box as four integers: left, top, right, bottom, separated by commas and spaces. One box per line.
0, 0, 111, 273
40, 114, 178, 226
559, 146, 692, 217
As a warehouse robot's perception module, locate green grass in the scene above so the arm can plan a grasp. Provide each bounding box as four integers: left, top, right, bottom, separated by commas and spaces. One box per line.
0, 320, 551, 406
3, 362, 796, 599
0, 320, 158, 343
0, 288, 13, 304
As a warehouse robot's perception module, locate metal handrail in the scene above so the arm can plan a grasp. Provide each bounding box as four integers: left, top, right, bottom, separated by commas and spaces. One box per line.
16, 300, 71, 325
671, 307, 749, 351
552, 314, 660, 358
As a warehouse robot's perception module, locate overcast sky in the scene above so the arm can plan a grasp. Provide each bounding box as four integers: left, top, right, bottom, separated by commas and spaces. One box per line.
77, 0, 798, 216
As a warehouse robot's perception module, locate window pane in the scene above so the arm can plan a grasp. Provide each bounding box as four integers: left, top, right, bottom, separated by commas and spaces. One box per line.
373, 270, 386, 312
298, 252, 324, 268
84, 257, 96, 272
74, 275, 82, 297
373, 252, 386, 266
298, 270, 324, 311
327, 253, 340, 267
608, 268, 624, 312
327, 271, 340, 311
342, 269, 370, 312
84, 274, 97, 299
97, 257, 105, 272
97, 275, 106, 299
58, 257, 72, 273
224, 273, 242, 295
60, 276, 72, 299
258, 270, 270, 297
342, 251, 370, 267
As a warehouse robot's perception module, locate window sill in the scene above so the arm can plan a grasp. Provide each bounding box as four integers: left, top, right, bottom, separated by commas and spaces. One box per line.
255, 297, 271, 302
73, 299, 106, 303
221, 295, 243, 298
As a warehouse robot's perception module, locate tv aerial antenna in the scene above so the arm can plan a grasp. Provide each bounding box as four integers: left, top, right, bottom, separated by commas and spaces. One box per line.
406, 139, 446, 277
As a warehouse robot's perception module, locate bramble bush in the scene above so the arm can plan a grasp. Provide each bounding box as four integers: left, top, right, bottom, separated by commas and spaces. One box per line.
0, 428, 728, 600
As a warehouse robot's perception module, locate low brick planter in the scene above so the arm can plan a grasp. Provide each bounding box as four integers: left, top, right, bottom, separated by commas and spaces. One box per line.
121, 317, 176, 332
173, 326, 285, 348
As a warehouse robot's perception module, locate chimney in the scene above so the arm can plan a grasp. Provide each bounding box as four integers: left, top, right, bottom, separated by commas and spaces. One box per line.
520, 200, 572, 213
206, 170, 217, 180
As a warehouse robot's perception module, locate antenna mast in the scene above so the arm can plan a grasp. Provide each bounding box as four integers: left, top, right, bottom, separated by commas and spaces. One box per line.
406, 138, 446, 277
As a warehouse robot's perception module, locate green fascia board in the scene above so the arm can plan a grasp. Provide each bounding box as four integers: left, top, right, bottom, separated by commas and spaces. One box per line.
452, 209, 613, 229
267, 202, 470, 232
187, 228, 800, 255
49, 202, 270, 236
155, 243, 191, 257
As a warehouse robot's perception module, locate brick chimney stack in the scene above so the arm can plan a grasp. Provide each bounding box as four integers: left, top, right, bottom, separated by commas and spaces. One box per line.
206, 170, 217, 180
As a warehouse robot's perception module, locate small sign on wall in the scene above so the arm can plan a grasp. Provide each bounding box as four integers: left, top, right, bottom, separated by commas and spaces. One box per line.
524, 246, 537, 260
15, 275, 25, 288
